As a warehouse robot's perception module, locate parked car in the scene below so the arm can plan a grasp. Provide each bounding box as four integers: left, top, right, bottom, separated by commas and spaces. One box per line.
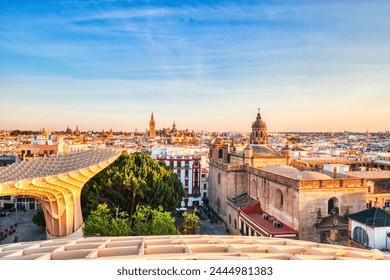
0, 208, 10, 217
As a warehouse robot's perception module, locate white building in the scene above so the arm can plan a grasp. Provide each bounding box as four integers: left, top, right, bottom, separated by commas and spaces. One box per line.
151, 146, 208, 208
348, 207, 390, 251
291, 147, 307, 158
323, 164, 350, 174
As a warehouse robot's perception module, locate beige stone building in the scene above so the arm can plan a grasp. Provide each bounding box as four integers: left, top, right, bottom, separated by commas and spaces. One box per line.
208, 111, 368, 242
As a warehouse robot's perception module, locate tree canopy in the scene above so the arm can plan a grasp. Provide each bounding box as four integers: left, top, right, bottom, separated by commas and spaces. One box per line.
132, 205, 178, 236
182, 209, 200, 235
32, 209, 46, 230
82, 203, 130, 237
81, 152, 184, 218
83, 203, 178, 237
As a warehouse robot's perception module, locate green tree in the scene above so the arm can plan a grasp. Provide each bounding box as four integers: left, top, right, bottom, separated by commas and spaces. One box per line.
182, 209, 200, 235
81, 153, 184, 219
82, 203, 130, 237
32, 209, 46, 230
132, 205, 178, 236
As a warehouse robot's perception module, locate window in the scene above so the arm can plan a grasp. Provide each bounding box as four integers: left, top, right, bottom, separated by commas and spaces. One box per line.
169, 161, 174, 169
353, 226, 369, 246
328, 197, 339, 214
193, 189, 200, 197
177, 161, 181, 168
203, 183, 207, 190
194, 161, 199, 167
194, 170, 199, 187
385, 200, 390, 208
234, 219, 237, 229
275, 189, 283, 209
229, 214, 231, 224
217, 173, 221, 184
185, 169, 189, 177
218, 149, 223, 159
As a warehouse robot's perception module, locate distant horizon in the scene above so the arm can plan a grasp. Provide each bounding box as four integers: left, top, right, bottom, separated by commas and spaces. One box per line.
1, 1, 389, 132
1, 125, 388, 135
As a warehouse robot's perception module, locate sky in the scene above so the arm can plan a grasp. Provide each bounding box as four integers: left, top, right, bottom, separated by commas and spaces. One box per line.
0, 0, 389, 132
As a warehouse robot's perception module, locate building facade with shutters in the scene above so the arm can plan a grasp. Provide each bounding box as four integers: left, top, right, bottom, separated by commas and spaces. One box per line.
152, 146, 207, 208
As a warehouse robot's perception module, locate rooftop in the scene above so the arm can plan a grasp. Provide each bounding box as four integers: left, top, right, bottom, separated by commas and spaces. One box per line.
346, 171, 390, 179
261, 165, 332, 180
241, 202, 298, 236
347, 208, 390, 227
251, 144, 277, 155
0, 235, 387, 260
228, 193, 256, 209
0, 148, 120, 183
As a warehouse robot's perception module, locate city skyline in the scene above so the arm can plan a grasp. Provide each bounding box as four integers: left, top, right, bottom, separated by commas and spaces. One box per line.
1, 1, 389, 132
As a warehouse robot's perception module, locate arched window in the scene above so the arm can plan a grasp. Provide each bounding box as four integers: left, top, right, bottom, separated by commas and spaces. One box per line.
229, 214, 231, 224
217, 173, 221, 184
255, 131, 258, 137
353, 226, 369, 246
328, 197, 339, 214
218, 149, 223, 159
275, 189, 283, 209
234, 219, 237, 229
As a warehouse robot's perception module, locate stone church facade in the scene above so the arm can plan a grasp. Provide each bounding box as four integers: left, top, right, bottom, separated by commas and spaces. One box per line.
148, 113, 197, 145
208, 111, 368, 242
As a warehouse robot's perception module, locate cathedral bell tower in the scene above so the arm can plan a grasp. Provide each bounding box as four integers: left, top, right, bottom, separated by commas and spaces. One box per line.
149, 112, 156, 138
250, 109, 267, 145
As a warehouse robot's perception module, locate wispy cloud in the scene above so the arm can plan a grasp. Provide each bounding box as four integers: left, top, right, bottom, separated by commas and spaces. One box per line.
1, 1, 389, 131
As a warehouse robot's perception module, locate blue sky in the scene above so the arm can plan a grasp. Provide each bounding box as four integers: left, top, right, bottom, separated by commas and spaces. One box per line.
1, 0, 389, 132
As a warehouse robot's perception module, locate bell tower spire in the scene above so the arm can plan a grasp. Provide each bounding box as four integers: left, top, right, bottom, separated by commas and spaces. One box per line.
149, 112, 156, 138
250, 109, 267, 145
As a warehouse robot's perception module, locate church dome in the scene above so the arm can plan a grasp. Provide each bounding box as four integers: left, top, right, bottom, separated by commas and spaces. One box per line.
251, 144, 277, 155
252, 112, 266, 127
212, 136, 223, 145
